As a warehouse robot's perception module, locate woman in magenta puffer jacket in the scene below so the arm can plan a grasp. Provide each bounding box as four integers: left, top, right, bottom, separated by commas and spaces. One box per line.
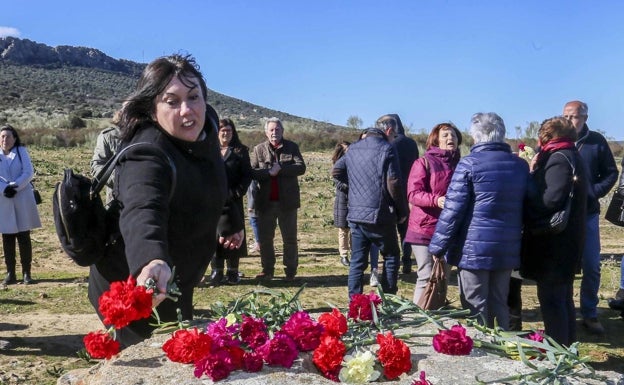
405, 123, 462, 306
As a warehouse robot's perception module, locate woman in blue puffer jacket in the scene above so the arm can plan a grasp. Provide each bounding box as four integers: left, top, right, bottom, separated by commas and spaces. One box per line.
429, 112, 529, 330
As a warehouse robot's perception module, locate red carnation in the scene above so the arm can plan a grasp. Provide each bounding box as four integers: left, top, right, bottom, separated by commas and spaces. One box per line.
518, 142, 526, 151
317, 308, 347, 338
162, 328, 212, 364
432, 324, 473, 355
312, 335, 346, 381
376, 331, 412, 379
348, 291, 381, 322
98, 276, 153, 329
83, 330, 120, 359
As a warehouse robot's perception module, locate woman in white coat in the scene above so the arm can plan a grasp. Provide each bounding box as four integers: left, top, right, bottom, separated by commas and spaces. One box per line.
0, 125, 41, 285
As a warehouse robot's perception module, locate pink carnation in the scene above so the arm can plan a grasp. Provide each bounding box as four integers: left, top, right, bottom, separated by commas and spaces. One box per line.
281, 311, 324, 351
432, 324, 473, 355
257, 331, 299, 368
239, 315, 269, 348
206, 317, 240, 349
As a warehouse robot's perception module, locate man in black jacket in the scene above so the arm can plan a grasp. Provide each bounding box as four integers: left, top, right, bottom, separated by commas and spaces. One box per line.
563, 100, 618, 334
332, 128, 409, 297
376, 114, 419, 274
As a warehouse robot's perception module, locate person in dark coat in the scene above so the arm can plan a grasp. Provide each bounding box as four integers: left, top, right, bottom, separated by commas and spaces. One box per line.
562, 100, 618, 335
332, 128, 409, 298
429, 112, 529, 330
376, 114, 419, 274
332, 141, 351, 267
521, 116, 588, 346
207, 118, 252, 285
87, 54, 244, 347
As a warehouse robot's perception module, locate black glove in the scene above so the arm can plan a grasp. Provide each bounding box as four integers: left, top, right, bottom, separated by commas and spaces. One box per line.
3, 185, 16, 198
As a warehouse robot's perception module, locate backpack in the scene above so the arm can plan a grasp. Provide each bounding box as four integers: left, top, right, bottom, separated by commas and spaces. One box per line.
53, 142, 176, 267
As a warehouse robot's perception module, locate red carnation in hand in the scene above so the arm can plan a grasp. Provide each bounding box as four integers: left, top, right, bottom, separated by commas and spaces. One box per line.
348, 291, 381, 322
83, 330, 120, 359
432, 324, 473, 355
518, 142, 526, 151
98, 276, 153, 329
312, 335, 346, 381
162, 327, 212, 364
317, 308, 347, 338
376, 331, 412, 379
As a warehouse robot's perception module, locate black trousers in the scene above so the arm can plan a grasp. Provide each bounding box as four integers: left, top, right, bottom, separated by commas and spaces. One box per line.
537, 280, 576, 346
3, 231, 32, 275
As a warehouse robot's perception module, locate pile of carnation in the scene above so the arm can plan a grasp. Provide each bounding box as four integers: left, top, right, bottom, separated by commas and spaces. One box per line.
83, 278, 579, 385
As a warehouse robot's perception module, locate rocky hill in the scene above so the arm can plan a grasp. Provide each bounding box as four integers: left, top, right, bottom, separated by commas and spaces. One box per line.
0, 37, 345, 134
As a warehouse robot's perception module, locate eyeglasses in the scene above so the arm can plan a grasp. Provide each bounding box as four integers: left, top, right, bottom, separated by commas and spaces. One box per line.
377, 119, 396, 129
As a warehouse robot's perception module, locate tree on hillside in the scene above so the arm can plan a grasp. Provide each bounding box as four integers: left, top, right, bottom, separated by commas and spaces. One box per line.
346, 115, 363, 130
518, 121, 540, 141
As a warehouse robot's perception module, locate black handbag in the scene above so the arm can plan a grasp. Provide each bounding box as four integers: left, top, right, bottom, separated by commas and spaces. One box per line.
527, 152, 576, 236
605, 188, 624, 227
31, 182, 42, 205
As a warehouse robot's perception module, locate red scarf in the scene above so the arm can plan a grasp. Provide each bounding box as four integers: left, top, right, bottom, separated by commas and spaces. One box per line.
537, 138, 575, 163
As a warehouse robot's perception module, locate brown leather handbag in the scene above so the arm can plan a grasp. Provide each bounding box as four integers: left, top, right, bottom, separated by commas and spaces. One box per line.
416, 258, 448, 310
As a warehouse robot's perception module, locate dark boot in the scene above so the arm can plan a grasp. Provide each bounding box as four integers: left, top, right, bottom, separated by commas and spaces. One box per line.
208, 270, 224, 286
3, 234, 17, 285
3, 271, 17, 285
23, 272, 34, 285
226, 269, 241, 284
17, 232, 32, 279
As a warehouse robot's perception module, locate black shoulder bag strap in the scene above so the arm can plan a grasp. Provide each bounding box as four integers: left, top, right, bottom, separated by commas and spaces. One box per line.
90, 142, 177, 200
551, 151, 576, 199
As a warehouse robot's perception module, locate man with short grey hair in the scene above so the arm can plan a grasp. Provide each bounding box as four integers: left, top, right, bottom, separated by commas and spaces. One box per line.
250, 118, 306, 281
562, 100, 618, 335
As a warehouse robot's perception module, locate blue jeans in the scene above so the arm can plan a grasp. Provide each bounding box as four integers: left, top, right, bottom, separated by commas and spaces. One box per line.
369, 244, 379, 270
249, 214, 260, 242
580, 213, 601, 319
348, 222, 400, 297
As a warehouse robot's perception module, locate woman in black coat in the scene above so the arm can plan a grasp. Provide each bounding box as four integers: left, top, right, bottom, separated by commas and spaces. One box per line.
521, 116, 587, 346
207, 118, 252, 285
332, 141, 350, 267
88, 54, 244, 347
